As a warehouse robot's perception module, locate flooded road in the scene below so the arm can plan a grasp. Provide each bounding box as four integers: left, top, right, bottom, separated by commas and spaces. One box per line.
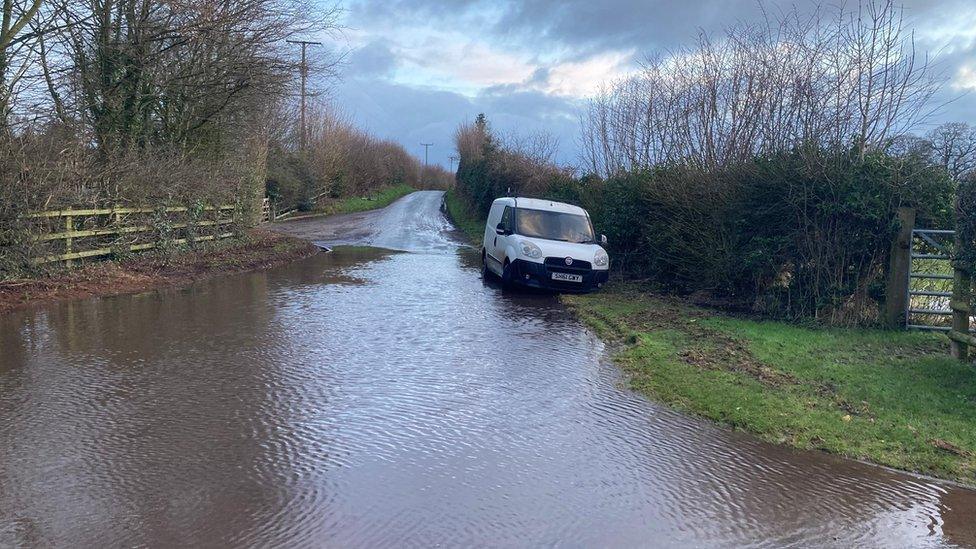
2, 190, 975, 547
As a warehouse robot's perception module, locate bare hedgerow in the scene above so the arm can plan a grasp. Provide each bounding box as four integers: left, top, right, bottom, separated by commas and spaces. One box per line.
264, 104, 453, 212
454, 115, 574, 216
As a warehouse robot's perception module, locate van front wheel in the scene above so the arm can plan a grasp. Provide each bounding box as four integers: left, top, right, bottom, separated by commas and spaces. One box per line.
501, 259, 515, 288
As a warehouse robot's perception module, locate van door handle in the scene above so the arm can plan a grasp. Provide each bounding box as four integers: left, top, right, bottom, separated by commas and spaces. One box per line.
494, 236, 497, 247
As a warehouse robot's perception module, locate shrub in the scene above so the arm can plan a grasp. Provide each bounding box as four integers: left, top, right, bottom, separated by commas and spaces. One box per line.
588, 150, 954, 323
266, 146, 318, 211
957, 177, 976, 274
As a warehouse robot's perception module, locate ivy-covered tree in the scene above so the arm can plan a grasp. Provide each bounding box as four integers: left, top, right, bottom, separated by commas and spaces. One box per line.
957, 177, 976, 274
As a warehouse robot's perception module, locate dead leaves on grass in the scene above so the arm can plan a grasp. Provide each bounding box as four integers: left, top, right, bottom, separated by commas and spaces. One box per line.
618, 295, 891, 423
930, 439, 972, 457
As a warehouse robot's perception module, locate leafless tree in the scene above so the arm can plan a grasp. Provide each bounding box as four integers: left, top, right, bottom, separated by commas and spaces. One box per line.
455, 116, 573, 208
281, 102, 451, 210
30, 0, 339, 155
0, 0, 43, 132
580, 0, 940, 177
927, 122, 976, 180
0, 0, 343, 261
1, 0, 341, 205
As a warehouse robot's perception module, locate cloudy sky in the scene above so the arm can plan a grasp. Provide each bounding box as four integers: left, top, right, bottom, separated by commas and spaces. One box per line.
316, 0, 976, 169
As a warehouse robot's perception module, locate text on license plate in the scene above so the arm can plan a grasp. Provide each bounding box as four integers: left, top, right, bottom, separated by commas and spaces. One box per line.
551, 272, 583, 283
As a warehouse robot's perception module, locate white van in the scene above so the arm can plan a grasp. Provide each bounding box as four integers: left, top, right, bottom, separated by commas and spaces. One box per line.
481, 197, 609, 292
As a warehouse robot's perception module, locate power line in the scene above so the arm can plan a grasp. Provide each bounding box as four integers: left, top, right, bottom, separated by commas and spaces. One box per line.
421, 143, 433, 168
448, 154, 458, 172
287, 39, 322, 151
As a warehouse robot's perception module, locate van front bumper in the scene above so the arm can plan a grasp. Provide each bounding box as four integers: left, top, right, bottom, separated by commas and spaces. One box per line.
509, 259, 609, 293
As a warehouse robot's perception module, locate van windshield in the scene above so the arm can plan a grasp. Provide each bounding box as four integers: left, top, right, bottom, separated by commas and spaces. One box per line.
515, 208, 595, 243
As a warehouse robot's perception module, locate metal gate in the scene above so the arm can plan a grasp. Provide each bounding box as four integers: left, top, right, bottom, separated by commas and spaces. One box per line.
906, 229, 955, 331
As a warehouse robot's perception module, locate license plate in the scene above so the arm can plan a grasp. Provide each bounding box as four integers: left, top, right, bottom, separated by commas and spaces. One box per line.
551, 272, 583, 283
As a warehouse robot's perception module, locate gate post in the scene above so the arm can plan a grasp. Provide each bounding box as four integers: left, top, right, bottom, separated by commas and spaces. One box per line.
949, 267, 972, 362
884, 207, 916, 328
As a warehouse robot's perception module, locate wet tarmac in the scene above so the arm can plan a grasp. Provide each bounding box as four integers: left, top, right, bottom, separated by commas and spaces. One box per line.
1, 191, 974, 547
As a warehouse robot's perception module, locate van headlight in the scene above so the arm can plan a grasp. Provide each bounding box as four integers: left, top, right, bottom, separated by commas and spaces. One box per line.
519, 240, 543, 259
594, 249, 609, 267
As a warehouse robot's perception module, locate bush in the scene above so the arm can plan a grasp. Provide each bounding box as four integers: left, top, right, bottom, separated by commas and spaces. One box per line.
610, 150, 954, 323
957, 177, 976, 274
266, 147, 318, 211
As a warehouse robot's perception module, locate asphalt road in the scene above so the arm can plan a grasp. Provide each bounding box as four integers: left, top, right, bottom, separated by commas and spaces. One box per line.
271, 190, 462, 253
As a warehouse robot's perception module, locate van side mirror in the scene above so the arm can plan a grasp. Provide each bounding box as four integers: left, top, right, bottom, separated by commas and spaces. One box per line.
600, 234, 608, 245
496, 222, 508, 235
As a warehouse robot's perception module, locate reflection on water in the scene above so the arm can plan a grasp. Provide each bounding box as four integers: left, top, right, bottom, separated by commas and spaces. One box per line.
0, 248, 974, 548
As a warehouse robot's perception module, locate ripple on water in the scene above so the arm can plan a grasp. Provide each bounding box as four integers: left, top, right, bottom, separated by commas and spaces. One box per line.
0, 247, 973, 548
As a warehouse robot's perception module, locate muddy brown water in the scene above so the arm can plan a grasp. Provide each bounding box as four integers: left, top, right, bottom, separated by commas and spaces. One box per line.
1, 191, 975, 548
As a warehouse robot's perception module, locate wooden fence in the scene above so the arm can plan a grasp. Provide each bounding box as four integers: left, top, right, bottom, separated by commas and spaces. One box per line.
27, 204, 238, 267
263, 190, 334, 222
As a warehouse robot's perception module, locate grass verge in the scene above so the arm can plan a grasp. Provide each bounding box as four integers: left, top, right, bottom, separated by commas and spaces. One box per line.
443, 188, 485, 243
563, 282, 976, 486
0, 230, 319, 314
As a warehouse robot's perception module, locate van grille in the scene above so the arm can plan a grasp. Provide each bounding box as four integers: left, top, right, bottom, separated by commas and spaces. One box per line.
544, 257, 592, 272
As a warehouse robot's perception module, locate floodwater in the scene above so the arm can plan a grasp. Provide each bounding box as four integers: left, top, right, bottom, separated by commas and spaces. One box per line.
1, 191, 974, 548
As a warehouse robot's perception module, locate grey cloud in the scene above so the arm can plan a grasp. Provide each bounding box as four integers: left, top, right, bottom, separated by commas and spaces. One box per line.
480, 86, 580, 120
914, 47, 976, 126
348, 0, 486, 27
527, 67, 551, 87
494, 0, 976, 59
333, 77, 582, 168
348, 0, 805, 56
345, 40, 398, 77
929, 88, 976, 129
493, 0, 768, 55
349, 0, 976, 59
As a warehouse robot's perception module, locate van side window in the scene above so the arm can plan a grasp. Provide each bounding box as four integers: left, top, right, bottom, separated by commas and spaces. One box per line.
500, 206, 513, 232
488, 204, 501, 225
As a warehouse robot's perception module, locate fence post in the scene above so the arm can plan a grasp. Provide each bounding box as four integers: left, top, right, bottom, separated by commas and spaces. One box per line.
949, 267, 972, 361
64, 215, 74, 268
884, 207, 916, 328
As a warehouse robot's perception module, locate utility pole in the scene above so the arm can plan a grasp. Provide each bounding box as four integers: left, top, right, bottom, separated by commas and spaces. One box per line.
421, 143, 433, 168
448, 154, 458, 172
287, 39, 322, 150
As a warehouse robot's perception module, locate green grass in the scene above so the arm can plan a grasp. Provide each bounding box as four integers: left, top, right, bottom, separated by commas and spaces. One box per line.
563, 283, 976, 486
305, 184, 416, 218
443, 188, 485, 243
